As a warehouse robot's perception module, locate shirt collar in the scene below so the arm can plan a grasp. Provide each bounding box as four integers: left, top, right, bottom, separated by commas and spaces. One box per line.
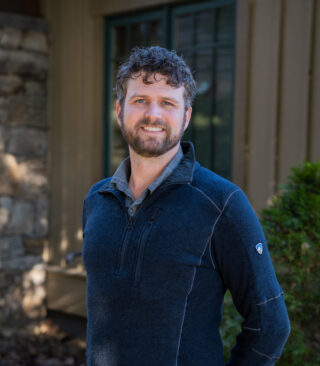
147, 145, 183, 193
110, 145, 184, 194
99, 141, 197, 194
110, 156, 131, 193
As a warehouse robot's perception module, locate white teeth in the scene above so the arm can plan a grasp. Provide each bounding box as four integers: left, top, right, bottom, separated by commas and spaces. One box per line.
143, 127, 163, 132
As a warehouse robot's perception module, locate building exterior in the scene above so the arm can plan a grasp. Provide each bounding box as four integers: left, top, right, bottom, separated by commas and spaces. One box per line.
0, 0, 319, 322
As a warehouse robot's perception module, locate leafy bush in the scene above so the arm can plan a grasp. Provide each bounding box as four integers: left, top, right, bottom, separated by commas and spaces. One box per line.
220, 290, 241, 362
221, 159, 320, 365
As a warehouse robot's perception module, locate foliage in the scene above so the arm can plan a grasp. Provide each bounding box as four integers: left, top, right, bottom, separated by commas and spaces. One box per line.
221, 159, 320, 365
220, 290, 242, 362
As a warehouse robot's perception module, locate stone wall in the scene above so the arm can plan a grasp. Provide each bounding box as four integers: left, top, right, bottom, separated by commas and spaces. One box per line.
0, 16, 49, 326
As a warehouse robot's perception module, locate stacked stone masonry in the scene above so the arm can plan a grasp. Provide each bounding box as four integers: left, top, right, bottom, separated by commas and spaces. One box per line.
0, 23, 49, 326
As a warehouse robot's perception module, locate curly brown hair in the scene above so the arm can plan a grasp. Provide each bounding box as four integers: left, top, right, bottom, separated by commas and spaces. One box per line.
115, 46, 197, 111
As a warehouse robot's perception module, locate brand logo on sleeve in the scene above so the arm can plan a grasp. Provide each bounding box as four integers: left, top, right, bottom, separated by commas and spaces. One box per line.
255, 243, 263, 255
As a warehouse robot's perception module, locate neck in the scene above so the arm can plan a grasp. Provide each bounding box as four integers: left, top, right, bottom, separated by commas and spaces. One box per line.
128, 144, 180, 200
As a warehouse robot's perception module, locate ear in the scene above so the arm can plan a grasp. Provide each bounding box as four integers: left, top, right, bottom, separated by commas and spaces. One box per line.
183, 107, 192, 131
116, 100, 122, 127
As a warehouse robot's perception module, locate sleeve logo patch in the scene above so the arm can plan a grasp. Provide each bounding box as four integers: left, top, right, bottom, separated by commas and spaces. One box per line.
255, 243, 263, 255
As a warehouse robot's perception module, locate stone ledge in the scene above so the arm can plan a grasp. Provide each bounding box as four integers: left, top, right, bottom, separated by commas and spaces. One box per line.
46, 268, 86, 317
46, 265, 86, 279
0, 12, 49, 33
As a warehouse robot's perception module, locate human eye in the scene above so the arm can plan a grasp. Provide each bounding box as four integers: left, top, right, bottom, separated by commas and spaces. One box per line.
134, 98, 145, 104
162, 100, 174, 107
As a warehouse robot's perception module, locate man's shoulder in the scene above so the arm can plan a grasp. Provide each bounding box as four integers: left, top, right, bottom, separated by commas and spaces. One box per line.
191, 164, 242, 211
84, 177, 112, 200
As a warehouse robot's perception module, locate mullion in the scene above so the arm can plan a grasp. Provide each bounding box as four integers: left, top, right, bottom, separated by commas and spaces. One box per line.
174, 40, 233, 53
172, 0, 235, 16
191, 12, 197, 144
210, 8, 217, 171
108, 11, 163, 27
229, 2, 237, 179
143, 21, 148, 46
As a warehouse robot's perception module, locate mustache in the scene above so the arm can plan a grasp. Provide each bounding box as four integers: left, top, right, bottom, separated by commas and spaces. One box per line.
135, 119, 168, 130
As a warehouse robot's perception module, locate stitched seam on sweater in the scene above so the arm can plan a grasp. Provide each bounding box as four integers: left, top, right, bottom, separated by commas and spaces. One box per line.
206, 237, 216, 270
211, 188, 259, 328
208, 189, 241, 270
243, 326, 261, 331
176, 267, 198, 361
189, 184, 223, 213
212, 189, 241, 232
256, 291, 284, 306
252, 347, 280, 360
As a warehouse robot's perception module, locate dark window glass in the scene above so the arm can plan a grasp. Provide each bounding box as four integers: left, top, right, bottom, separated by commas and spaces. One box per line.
147, 19, 162, 45
175, 15, 193, 51
113, 26, 126, 57
173, 3, 235, 179
216, 5, 234, 42
192, 48, 214, 169
213, 47, 234, 178
130, 23, 147, 47
196, 11, 214, 45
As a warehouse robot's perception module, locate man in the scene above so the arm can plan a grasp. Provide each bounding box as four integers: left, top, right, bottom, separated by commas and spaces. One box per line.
82, 46, 290, 366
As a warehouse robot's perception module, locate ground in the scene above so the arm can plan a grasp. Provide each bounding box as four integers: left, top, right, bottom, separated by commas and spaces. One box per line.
0, 319, 86, 366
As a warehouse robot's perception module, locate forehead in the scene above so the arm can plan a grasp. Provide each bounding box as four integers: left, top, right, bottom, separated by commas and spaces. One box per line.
125, 73, 185, 100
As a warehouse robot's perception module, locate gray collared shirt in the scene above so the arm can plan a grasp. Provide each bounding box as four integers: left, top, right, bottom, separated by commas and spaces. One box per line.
110, 145, 184, 216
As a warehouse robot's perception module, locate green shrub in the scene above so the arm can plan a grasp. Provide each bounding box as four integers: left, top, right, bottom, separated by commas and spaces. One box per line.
221, 290, 241, 362
221, 159, 320, 365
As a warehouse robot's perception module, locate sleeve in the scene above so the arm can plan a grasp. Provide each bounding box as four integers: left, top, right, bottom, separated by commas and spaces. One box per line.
212, 188, 290, 366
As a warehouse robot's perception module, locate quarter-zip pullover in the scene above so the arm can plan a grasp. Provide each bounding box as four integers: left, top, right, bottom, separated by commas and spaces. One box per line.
82, 141, 290, 366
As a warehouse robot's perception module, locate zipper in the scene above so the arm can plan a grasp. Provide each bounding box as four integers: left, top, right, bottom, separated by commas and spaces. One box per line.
115, 215, 134, 275
132, 208, 159, 286
132, 224, 152, 286
111, 183, 187, 277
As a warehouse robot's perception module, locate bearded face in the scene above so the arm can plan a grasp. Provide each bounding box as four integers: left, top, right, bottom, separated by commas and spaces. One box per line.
116, 73, 192, 158
119, 114, 187, 158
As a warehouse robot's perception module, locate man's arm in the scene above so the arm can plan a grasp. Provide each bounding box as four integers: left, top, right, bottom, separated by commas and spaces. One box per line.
212, 189, 290, 365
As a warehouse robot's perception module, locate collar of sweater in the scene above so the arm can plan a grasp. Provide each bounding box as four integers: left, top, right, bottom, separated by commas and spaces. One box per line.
98, 141, 197, 194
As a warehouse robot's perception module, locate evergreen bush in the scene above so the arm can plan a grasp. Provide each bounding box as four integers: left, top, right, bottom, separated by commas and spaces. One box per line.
221, 159, 320, 365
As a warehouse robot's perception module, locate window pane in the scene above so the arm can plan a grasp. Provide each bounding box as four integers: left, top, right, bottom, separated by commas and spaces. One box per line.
113, 26, 127, 58
215, 5, 234, 42
195, 11, 214, 45
213, 47, 233, 179
192, 49, 213, 168
173, 3, 235, 178
130, 23, 147, 48
175, 15, 193, 50
147, 19, 162, 45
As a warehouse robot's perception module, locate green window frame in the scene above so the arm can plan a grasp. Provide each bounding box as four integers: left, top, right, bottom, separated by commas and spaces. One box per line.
103, 0, 236, 180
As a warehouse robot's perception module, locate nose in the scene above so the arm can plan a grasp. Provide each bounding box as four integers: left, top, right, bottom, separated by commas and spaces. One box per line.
144, 102, 163, 122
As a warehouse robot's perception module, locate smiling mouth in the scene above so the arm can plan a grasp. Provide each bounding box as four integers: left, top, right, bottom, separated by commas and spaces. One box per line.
141, 126, 165, 132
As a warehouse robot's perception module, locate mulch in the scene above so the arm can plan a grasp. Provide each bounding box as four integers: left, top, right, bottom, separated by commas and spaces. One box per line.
0, 319, 86, 366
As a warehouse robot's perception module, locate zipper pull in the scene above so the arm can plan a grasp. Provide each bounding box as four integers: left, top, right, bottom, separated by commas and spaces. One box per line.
127, 216, 133, 229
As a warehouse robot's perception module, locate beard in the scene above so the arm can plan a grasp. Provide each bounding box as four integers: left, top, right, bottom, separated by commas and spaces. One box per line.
119, 115, 186, 158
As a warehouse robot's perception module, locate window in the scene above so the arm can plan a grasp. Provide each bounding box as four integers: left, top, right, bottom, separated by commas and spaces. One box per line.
104, 0, 236, 180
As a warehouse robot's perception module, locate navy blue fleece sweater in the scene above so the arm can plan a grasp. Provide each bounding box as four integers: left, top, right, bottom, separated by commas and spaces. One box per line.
82, 141, 290, 366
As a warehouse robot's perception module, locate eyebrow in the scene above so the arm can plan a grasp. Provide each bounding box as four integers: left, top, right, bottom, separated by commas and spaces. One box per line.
128, 94, 180, 104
